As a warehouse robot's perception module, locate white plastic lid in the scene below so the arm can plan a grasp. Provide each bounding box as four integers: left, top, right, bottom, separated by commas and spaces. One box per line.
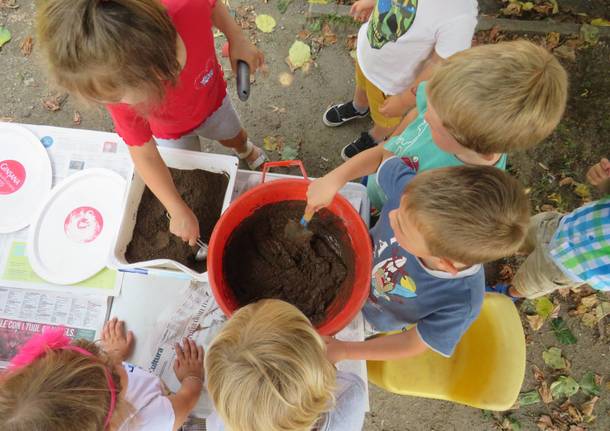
0, 123, 52, 233
27, 168, 126, 285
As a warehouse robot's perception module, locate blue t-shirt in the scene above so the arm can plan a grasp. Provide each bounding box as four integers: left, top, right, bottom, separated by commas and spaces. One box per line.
364, 157, 485, 357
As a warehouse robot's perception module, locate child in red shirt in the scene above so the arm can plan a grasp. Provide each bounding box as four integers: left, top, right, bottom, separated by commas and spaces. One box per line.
36, 0, 266, 245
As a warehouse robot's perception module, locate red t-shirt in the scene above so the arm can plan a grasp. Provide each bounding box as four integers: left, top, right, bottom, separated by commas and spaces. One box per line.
106, 0, 226, 146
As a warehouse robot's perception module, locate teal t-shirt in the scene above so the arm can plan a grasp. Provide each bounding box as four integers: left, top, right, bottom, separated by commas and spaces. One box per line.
366, 81, 508, 210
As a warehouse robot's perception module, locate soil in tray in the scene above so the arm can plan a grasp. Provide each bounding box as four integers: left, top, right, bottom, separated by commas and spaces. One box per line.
223, 201, 355, 325
125, 168, 229, 272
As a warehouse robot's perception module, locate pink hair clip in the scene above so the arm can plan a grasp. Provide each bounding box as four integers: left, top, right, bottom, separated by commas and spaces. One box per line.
9, 327, 117, 429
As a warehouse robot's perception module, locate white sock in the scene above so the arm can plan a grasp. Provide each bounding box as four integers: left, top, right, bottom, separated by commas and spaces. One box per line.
352, 101, 368, 114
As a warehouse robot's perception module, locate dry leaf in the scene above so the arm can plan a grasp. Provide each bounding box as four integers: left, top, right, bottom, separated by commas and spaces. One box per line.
72, 111, 81, 125
557, 287, 571, 298
533, 365, 545, 382
499, 264, 515, 283
321, 23, 337, 46
19, 35, 32, 56
42, 97, 61, 112
527, 314, 545, 331
346, 33, 357, 50
536, 415, 555, 431
581, 294, 599, 308
554, 44, 576, 61
539, 381, 553, 404
580, 396, 599, 418
488, 25, 501, 42
278, 72, 294, 86
559, 177, 574, 187
546, 32, 560, 50
564, 403, 583, 423
581, 312, 597, 327
297, 29, 311, 40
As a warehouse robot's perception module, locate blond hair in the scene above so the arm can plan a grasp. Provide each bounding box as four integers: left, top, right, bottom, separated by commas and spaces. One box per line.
0, 340, 126, 431
206, 300, 336, 431
402, 166, 530, 265
428, 40, 568, 154
36, 0, 180, 104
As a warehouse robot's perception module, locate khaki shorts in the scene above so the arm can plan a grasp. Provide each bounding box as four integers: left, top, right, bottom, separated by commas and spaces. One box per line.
512, 212, 583, 298
154, 94, 242, 151
355, 62, 402, 130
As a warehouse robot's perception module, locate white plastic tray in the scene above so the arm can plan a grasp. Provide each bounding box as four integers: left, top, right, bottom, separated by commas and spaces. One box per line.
109, 148, 238, 281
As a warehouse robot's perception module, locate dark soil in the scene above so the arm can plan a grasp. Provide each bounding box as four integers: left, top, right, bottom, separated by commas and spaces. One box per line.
478, 0, 609, 22
223, 201, 355, 324
125, 168, 229, 272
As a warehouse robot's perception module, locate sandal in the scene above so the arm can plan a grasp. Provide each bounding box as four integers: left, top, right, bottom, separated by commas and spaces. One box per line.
235, 141, 268, 170
485, 283, 518, 302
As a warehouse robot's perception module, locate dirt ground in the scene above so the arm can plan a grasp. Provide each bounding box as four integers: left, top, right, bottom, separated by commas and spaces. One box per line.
1, 0, 609, 430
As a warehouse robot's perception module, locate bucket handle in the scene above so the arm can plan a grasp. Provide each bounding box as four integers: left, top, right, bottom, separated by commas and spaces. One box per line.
261, 160, 309, 183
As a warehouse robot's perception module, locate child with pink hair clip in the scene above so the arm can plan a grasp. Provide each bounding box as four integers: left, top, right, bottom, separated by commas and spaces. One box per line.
0, 318, 203, 431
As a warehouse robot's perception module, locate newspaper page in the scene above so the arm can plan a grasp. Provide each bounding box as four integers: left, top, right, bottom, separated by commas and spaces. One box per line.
0, 286, 109, 367
0, 123, 133, 296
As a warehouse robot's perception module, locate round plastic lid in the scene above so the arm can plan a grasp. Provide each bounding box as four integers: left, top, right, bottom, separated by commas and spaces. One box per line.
0, 123, 52, 233
27, 168, 126, 285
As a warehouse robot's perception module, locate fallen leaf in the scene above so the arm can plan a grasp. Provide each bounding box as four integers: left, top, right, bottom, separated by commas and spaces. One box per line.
278, 72, 294, 86
522, 2, 534, 11
591, 18, 610, 26
581, 312, 597, 327
0, 26, 11, 48
536, 415, 555, 431
73, 111, 81, 125
579, 372, 601, 396
558, 177, 574, 187
19, 35, 32, 56
580, 24, 600, 45
322, 23, 337, 46
580, 294, 599, 308
573, 183, 591, 199
349, 49, 357, 60
545, 32, 560, 50
548, 192, 562, 206
268, 104, 286, 114
536, 297, 555, 319
287, 40, 311, 70
557, 287, 571, 298
551, 318, 577, 345
550, 376, 580, 399
42, 97, 61, 112
549, 0, 559, 14
277, 0, 292, 14
297, 29, 311, 40
527, 314, 545, 331
562, 402, 583, 423
553, 44, 576, 61
281, 144, 299, 161
255, 14, 276, 33
519, 390, 541, 406
580, 396, 599, 417
262, 135, 284, 152
543, 347, 567, 369
501, 2, 522, 16
595, 302, 610, 320
533, 365, 545, 382
541, 204, 557, 212
539, 381, 553, 404
346, 33, 357, 50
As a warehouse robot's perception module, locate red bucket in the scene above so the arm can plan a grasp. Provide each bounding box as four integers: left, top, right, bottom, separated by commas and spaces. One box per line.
208, 161, 372, 335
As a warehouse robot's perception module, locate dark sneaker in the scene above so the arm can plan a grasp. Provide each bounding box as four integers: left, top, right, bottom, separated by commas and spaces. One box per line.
323, 101, 369, 127
341, 132, 377, 160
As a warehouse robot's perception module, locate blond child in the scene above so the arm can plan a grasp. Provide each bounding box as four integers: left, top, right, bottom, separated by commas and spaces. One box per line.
493, 158, 610, 299
0, 318, 204, 431
36, 0, 266, 246
205, 299, 367, 431
313, 40, 568, 211
322, 158, 530, 361
324, 0, 478, 160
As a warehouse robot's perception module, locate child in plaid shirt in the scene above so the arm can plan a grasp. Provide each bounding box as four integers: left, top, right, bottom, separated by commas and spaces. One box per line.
498, 158, 610, 298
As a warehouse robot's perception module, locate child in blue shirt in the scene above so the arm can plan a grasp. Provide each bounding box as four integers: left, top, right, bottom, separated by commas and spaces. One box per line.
316, 156, 530, 360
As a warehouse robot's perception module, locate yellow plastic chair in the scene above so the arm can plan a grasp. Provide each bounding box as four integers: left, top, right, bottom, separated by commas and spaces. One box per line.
367, 293, 526, 411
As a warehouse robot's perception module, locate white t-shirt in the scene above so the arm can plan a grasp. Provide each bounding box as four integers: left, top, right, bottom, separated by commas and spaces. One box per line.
206, 371, 367, 431
118, 362, 176, 431
357, 0, 478, 95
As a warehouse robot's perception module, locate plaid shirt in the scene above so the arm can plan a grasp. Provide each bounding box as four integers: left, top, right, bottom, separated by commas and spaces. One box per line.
549, 197, 610, 291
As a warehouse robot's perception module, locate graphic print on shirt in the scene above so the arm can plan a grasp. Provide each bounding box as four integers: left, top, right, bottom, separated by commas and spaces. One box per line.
367, 0, 418, 49
194, 59, 218, 89
372, 238, 417, 300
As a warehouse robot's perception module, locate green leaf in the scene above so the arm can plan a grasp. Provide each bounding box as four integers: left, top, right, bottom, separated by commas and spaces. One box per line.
591, 18, 610, 26
519, 390, 541, 406
308, 19, 322, 33
0, 26, 11, 48
550, 376, 579, 399
522, 2, 534, 11
580, 24, 600, 45
580, 371, 601, 396
549, 0, 559, 14
506, 415, 522, 431
277, 0, 293, 14
542, 347, 567, 369
288, 41, 311, 69
535, 297, 554, 319
255, 14, 276, 33
281, 145, 299, 161
550, 318, 577, 345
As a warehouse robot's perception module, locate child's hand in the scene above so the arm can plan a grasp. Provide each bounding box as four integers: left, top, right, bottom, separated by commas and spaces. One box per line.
323, 336, 347, 364
169, 204, 200, 246
350, 0, 376, 22
174, 338, 205, 383
229, 35, 265, 76
306, 174, 344, 215
379, 91, 415, 118
101, 317, 134, 362
586, 157, 610, 192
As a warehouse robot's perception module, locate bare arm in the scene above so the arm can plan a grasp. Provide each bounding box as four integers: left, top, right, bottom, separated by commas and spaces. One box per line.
327, 329, 428, 362
169, 339, 205, 431
169, 379, 203, 431
128, 139, 199, 245
389, 107, 419, 138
